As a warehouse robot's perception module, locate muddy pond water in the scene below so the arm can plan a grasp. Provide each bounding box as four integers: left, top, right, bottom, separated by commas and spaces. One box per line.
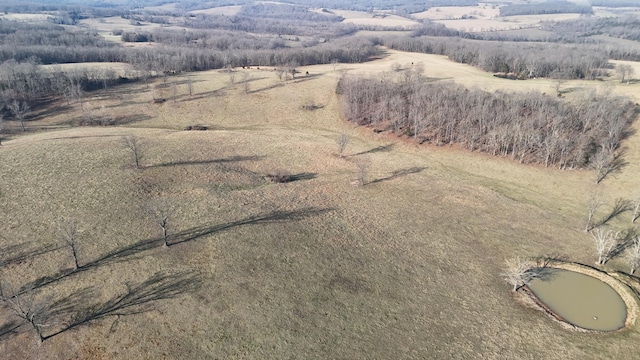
527, 268, 627, 331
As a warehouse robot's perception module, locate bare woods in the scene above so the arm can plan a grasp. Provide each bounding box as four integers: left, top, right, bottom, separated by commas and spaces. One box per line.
338, 72, 637, 170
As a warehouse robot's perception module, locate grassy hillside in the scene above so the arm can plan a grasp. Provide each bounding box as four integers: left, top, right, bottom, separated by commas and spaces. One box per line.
1, 51, 640, 359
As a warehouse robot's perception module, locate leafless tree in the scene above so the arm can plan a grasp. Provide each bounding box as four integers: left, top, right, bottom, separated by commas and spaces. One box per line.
7, 100, 30, 132
337, 133, 350, 158
100, 68, 116, 94
172, 81, 177, 103
627, 237, 640, 274
616, 64, 634, 84
0, 283, 49, 343
275, 67, 286, 82
241, 72, 251, 94
122, 135, 143, 169
227, 66, 236, 85
354, 156, 370, 186
0, 112, 4, 146
144, 199, 174, 248
501, 257, 540, 291
593, 198, 633, 230
68, 81, 85, 110
632, 195, 640, 224
592, 147, 627, 184
590, 227, 620, 265
185, 74, 193, 97
331, 58, 340, 71
552, 77, 567, 97
59, 219, 81, 270
586, 194, 604, 232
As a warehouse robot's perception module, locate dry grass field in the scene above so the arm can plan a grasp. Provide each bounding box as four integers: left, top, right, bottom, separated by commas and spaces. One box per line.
330, 9, 420, 29
411, 4, 500, 20
3, 49, 640, 359
189, 5, 243, 16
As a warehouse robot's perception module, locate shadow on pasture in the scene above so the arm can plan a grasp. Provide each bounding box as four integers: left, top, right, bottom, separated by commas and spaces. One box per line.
0, 271, 202, 343
350, 143, 395, 157
368, 166, 425, 185
12, 208, 333, 295
146, 155, 263, 168
0, 242, 60, 268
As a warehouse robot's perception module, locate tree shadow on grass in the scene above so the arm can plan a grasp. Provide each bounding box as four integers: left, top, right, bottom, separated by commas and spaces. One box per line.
0, 271, 202, 342
146, 155, 263, 169
14, 208, 332, 295
0, 320, 21, 341
350, 143, 395, 157
42, 271, 202, 341
169, 207, 333, 246
368, 167, 425, 185
0, 242, 60, 268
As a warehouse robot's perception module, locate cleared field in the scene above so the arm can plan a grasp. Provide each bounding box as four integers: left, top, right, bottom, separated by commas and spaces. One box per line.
39, 62, 135, 77
434, 12, 586, 32
412, 4, 500, 20
190, 5, 243, 16
3, 50, 640, 358
330, 9, 419, 29
79, 17, 188, 44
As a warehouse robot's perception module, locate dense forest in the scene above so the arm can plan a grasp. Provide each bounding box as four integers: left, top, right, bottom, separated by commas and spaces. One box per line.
338, 71, 636, 170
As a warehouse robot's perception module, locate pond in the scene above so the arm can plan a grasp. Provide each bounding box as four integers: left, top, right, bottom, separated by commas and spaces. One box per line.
527, 268, 627, 331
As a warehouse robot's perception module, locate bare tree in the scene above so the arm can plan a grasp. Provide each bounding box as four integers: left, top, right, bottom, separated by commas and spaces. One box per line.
185, 74, 193, 97
586, 194, 604, 232
7, 100, 30, 132
144, 199, 174, 248
275, 67, 285, 82
552, 77, 567, 97
68, 81, 85, 110
594, 198, 633, 230
241, 72, 251, 94
616, 64, 634, 84
59, 219, 81, 270
337, 133, 350, 158
354, 156, 371, 186
501, 257, 539, 291
590, 227, 620, 265
592, 147, 627, 184
632, 195, 640, 224
0, 284, 48, 343
172, 81, 177, 103
227, 66, 236, 86
122, 136, 143, 169
627, 236, 640, 274
331, 58, 340, 71
0, 112, 4, 146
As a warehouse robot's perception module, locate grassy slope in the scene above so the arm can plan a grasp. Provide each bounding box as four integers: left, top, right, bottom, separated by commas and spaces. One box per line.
1, 51, 640, 359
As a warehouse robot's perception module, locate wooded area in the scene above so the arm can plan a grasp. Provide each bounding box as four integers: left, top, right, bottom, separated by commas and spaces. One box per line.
339, 71, 636, 170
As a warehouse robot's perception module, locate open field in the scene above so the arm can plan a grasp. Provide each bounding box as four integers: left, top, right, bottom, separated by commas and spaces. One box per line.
189, 5, 243, 16
330, 9, 420, 29
433, 12, 584, 32
78, 17, 188, 44
3, 47, 640, 359
411, 4, 500, 20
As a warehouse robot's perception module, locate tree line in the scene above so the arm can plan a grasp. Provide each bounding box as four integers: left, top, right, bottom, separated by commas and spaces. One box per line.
499, 1, 592, 17
383, 35, 612, 79
338, 70, 636, 170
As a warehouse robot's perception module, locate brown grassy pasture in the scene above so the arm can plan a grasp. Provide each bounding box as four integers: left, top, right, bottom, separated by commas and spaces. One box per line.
411, 4, 500, 20
329, 9, 419, 29
78, 17, 188, 45
189, 5, 243, 16
2, 50, 640, 358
